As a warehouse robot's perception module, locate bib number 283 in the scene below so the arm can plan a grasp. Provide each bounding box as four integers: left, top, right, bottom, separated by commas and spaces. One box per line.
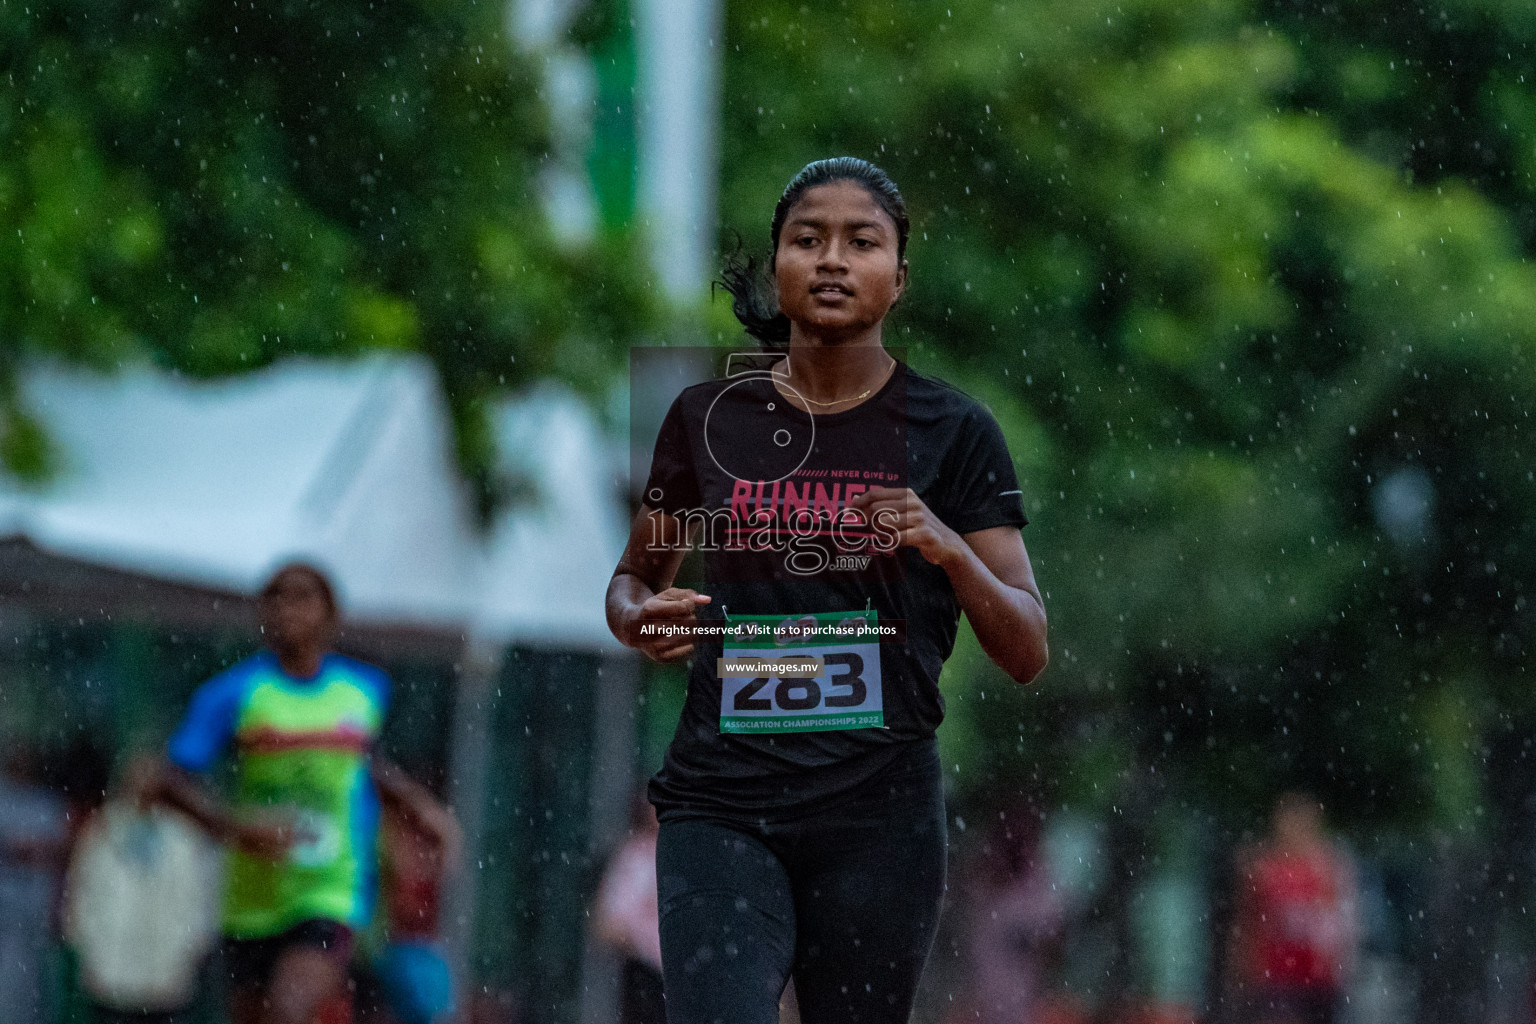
719, 612, 884, 734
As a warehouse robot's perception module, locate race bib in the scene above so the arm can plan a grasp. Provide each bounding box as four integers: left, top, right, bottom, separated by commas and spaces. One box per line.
288, 808, 343, 868
719, 611, 884, 734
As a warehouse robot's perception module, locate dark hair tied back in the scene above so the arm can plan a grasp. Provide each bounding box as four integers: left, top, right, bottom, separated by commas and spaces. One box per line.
718, 157, 910, 351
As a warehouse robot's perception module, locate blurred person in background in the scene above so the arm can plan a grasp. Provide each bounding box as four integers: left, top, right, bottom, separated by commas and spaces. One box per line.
1225, 792, 1359, 1024
64, 754, 222, 1024
592, 790, 664, 1024
607, 156, 1048, 1024
141, 563, 438, 1024
368, 761, 461, 1024
953, 800, 1070, 1024
0, 739, 70, 1024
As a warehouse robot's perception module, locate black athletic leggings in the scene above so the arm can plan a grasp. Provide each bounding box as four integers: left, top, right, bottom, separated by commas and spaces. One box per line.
654, 746, 946, 1024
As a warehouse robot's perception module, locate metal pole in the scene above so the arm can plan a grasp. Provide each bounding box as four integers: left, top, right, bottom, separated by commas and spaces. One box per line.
576, 652, 641, 1024
440, 635, 506, 1020
635, 0, 723, 305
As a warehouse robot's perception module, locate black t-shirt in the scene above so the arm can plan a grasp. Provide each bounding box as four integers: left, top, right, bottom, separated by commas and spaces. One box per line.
642, 361, 1028, 823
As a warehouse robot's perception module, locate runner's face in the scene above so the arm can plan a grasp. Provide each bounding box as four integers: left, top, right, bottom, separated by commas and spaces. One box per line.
774, 181, 906, 341
259, 570, 334, 654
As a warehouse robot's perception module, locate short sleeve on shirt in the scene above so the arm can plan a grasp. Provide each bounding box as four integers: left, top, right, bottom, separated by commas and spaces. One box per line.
167, 664, 254, 773
938, 404, 1029, 535
641, 393, 701, 515
341, 656, 393, 720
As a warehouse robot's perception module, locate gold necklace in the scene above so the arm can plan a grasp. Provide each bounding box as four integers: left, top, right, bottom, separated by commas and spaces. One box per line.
787, 356, 898, 409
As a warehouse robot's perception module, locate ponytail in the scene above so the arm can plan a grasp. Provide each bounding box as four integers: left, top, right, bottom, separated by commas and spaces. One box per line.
718, 245, 791, 350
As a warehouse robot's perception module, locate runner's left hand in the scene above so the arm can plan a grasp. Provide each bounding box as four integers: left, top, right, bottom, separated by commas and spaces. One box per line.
847, 487, 966, 568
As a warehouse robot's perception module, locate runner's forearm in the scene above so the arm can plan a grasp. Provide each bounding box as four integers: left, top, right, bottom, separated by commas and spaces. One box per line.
939, 543, 1048, 684
373, 758, 462, 857
606, 571, 656, 645
151, 762, 238, 843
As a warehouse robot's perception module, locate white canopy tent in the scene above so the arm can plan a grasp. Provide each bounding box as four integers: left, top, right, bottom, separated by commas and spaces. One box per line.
0, 355, 627, 651
0, 356, 477, 637
475, 384, 629, 648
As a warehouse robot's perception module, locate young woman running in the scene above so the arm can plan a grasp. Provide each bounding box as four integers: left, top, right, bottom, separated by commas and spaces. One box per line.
606, 156, 1048, 1024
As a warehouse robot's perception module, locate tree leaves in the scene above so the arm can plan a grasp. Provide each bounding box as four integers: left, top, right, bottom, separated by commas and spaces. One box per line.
718, 0, 1536, 827
2, 0, 652, 501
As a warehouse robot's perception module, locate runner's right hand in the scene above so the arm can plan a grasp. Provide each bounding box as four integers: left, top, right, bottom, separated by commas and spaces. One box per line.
627, 588, 711, 664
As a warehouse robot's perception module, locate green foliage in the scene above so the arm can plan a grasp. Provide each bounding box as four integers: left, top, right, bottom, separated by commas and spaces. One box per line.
9, 0, 1534, 840
1, 0, 653, 496
718, 0, 1536, 831
0, 400, 53, 483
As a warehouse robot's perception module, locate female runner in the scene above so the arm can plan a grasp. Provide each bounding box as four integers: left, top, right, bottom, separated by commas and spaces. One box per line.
606, 156, 1048, 1024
